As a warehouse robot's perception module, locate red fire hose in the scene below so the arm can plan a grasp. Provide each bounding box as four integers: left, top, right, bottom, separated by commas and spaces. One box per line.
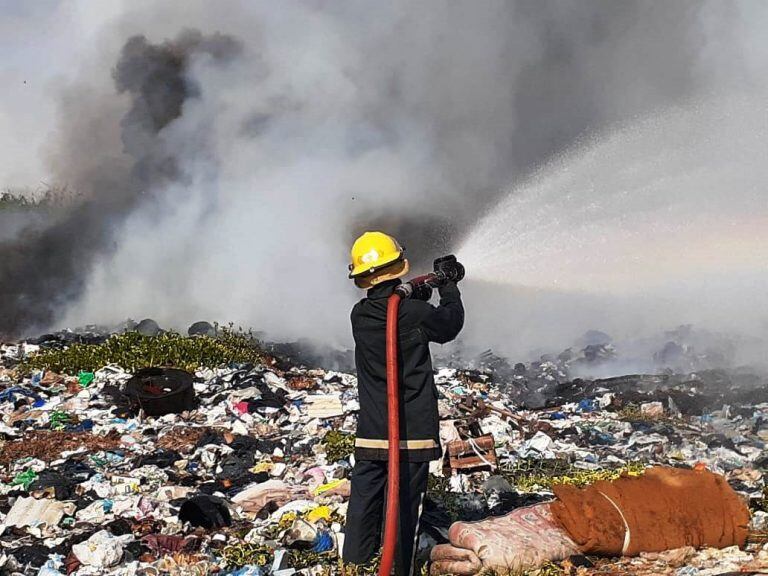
379, 292, 402, 576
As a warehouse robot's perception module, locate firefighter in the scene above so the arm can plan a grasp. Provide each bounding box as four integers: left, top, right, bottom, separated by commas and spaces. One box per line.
342, 231, 465, 575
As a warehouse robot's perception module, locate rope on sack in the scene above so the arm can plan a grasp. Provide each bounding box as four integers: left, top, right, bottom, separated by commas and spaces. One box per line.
597, 490, 631, 555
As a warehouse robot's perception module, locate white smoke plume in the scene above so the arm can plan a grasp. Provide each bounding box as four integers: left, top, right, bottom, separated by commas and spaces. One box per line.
1, 1, 767, 357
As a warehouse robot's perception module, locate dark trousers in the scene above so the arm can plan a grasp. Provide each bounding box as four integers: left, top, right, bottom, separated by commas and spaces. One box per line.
342, 460, 429, 576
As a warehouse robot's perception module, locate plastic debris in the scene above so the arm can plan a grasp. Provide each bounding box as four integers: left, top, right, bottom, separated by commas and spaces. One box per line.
78, 371, 95, 387
11, 469, 39, 490
2, 497, 75, 531
71, 530, 134, 568
304, 394, 344, 419
0, 324, 767, 575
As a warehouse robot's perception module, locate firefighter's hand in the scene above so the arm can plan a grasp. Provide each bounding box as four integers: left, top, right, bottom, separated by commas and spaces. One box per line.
412, 283, 433, 301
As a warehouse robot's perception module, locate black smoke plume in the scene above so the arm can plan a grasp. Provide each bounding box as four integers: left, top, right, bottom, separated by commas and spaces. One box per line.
0, 30, 240, 338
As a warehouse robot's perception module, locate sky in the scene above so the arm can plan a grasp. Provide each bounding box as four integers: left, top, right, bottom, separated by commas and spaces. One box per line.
0, 0, 122, 190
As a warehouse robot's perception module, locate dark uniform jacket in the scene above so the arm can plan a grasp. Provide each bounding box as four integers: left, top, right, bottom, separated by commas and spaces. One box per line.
351, 279, 464, 462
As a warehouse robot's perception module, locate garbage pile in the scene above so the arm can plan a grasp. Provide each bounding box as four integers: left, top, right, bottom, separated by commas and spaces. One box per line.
1, 325, 768, 575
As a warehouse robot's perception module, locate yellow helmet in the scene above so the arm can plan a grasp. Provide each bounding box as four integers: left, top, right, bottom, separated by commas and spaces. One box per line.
348, 231, 409, 287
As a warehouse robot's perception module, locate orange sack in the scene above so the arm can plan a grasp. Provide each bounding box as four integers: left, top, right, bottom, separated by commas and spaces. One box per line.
550, 466, 750, 557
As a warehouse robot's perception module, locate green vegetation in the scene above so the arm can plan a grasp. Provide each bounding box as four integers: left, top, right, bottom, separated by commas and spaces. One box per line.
221, 543, 273, 568
221, 544, 372, 575
19, 327, 267, 375
500, 458, 646, 492
478, 563, 565, 576
427, 472, 450, 492
616, 402, 673, 422
752, 485, 768, 513
323, 430, 355, 463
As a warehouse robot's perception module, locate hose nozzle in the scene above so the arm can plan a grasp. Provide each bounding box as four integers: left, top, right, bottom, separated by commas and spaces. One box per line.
433, 254, 465, 283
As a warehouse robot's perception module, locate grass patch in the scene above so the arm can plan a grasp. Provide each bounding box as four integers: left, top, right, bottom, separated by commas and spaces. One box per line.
323, 430, 355, 463
479, 563, 565, 576
427, 473, 450, 492
18, 327, 268, 375
221, 543, 273, 568
752, 486, 768, 513
221, 543, 376, 575
616, 402, 669, 422
499, 458, 646, 493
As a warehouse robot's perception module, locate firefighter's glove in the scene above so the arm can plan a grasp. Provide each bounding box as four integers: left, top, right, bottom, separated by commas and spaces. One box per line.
434, 255, 465, 284
411, 283, 434, 301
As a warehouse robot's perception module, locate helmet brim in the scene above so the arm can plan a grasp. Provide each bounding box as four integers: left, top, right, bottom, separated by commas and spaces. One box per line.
348, 250, 405, 279
354, 260, 410, 289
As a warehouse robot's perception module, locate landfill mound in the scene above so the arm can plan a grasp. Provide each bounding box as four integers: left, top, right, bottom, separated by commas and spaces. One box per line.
1, 326, 768, 575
